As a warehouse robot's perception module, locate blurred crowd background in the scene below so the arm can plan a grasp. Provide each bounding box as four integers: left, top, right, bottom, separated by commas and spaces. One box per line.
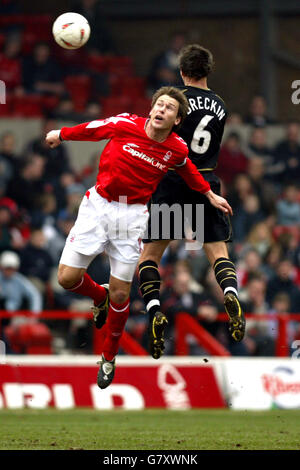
0, 0, 299, 357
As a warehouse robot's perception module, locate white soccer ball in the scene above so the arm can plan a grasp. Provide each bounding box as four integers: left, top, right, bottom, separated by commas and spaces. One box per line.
52, 12, 90, 50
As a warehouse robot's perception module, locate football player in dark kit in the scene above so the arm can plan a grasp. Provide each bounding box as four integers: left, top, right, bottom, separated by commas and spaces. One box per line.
138, 44, 246, 359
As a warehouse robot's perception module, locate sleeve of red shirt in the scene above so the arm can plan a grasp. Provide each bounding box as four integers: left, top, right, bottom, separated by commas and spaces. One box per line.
175, 157, 211, 194
60, 118, 117, 142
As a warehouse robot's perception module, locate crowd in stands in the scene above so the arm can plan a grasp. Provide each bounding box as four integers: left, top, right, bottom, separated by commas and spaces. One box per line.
0, 6, 299, 356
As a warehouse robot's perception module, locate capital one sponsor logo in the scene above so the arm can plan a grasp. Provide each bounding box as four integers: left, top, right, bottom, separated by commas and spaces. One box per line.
261, 367, 300, 408
123, 144, 167, 171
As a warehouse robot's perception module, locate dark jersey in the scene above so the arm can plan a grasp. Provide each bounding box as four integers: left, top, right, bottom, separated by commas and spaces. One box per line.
166, 85, 227, 183
146, 85, 230, 243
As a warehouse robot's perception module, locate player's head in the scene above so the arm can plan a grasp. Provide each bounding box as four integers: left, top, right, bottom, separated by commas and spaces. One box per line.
150, 86, 189, 132
179, 44, 214, 80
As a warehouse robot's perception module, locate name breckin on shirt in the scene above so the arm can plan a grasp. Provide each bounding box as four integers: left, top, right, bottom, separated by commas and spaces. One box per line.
187, 96, 225, 120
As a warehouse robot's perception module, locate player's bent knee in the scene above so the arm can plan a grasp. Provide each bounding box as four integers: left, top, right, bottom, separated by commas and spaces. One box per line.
57, 266, 82, 289
109, 289, 129, 305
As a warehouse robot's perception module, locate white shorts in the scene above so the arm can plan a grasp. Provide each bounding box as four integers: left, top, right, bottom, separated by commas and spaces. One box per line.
59, 186, 149, 282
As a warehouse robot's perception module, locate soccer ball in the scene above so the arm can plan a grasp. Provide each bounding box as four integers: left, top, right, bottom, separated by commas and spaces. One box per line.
52, 12, 90, 50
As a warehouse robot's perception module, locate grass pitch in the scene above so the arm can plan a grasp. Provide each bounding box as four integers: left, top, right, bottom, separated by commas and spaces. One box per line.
0, 408, 299, 450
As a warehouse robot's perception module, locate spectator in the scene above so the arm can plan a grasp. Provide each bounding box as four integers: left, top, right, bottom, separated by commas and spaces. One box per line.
20, 229, 53, 288
0, 202, 24, 252
266, 259, 300, 312
57, 183, 85, 220
160, 262, 211, 354
247, 156, 278, 213
271, 122, 300, 185
0, 36, 22, 92
0, 250, 42, 314
246, 221, 273, 257
0, 131, 19, 176
244, 95, 275, 127
232, 194, 265, 242
241, 275, 274, 355
227, 173, 253, 213
6, 154, 46, 212
226, 112, 243, 125
0, 0, 20, 15
276, 184, 300, 226
268, 293, 294, 345
47, 212, 76, 265
236, 248, 264, 287
262, 243, 283, 280
52, 97, 78, 122
31, 193, 58, 232
148, 32, 186, 93
216, 132, 248, 186
79, 153, 99, 190
71, 0, 116, 54
22, 42, 64, 96
246, 127, 272, 163
26, 118, 72, 181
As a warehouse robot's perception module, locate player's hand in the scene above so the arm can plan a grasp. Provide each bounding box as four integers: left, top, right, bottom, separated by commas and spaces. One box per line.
45, 130, 61, 148
205, 190, 233, 216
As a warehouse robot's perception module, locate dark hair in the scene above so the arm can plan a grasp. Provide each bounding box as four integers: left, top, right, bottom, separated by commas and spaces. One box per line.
151, 86, 189, 132
179, 44, 214, 80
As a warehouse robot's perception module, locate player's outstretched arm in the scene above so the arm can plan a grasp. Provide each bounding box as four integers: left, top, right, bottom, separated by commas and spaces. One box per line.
204, 190, 233, 216
45, 130, 61, 148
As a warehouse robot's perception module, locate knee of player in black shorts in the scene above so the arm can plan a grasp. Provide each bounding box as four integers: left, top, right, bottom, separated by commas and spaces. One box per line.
213, 257, 238, 297
138, 260, 161, 316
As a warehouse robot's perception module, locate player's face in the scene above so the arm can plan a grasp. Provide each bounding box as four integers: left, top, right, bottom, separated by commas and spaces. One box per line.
149, 95, 181, 131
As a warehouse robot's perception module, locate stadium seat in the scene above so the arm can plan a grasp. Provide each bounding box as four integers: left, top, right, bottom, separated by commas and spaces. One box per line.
11, 95, 43, 117
272, 225, 300, 242
87, 54, 108, 73
121, 76, 146, 99
131, 97, 151, 116
101, 96, 132, 118
42, 95, 60, 113
64, 75, 91, 112
4, 322, 53, 354
106, 56, 133, 77
0, 96, 12, 116
0, 34, 5, 52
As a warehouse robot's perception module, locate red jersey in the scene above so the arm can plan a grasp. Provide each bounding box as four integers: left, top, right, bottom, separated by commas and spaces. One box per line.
60, 114, 211, 204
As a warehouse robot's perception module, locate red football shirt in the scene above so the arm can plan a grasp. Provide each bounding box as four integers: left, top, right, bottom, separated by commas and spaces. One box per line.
60, 114, 211, 204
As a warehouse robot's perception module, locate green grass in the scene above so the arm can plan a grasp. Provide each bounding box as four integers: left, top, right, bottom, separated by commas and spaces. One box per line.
0, 409, 299, 450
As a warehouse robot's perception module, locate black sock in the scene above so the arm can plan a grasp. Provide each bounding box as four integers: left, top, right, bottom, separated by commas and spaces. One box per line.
139, 260, 161, 317
213, 257, 238, 297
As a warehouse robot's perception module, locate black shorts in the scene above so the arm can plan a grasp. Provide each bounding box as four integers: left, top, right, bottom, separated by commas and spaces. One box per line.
144, 172, 232, 244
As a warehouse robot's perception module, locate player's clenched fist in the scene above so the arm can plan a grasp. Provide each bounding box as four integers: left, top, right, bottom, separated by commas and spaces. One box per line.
45, 130, 61, 148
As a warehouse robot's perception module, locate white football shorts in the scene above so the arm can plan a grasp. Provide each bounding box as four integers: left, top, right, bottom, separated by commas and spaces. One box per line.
59, 186, 149, 282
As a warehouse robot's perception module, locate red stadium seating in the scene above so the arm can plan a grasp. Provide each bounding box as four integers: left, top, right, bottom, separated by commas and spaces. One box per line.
11, 95, 43, 117
106, 56, 134, 77
87, 54, 108, 73
131, 97, 151, 116
64, 75, 91, 112
4, 322, 52, 354
101, 96, 132, 118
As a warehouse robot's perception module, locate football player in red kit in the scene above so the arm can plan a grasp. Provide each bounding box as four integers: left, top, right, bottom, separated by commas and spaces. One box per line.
45, 86, 232, 389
